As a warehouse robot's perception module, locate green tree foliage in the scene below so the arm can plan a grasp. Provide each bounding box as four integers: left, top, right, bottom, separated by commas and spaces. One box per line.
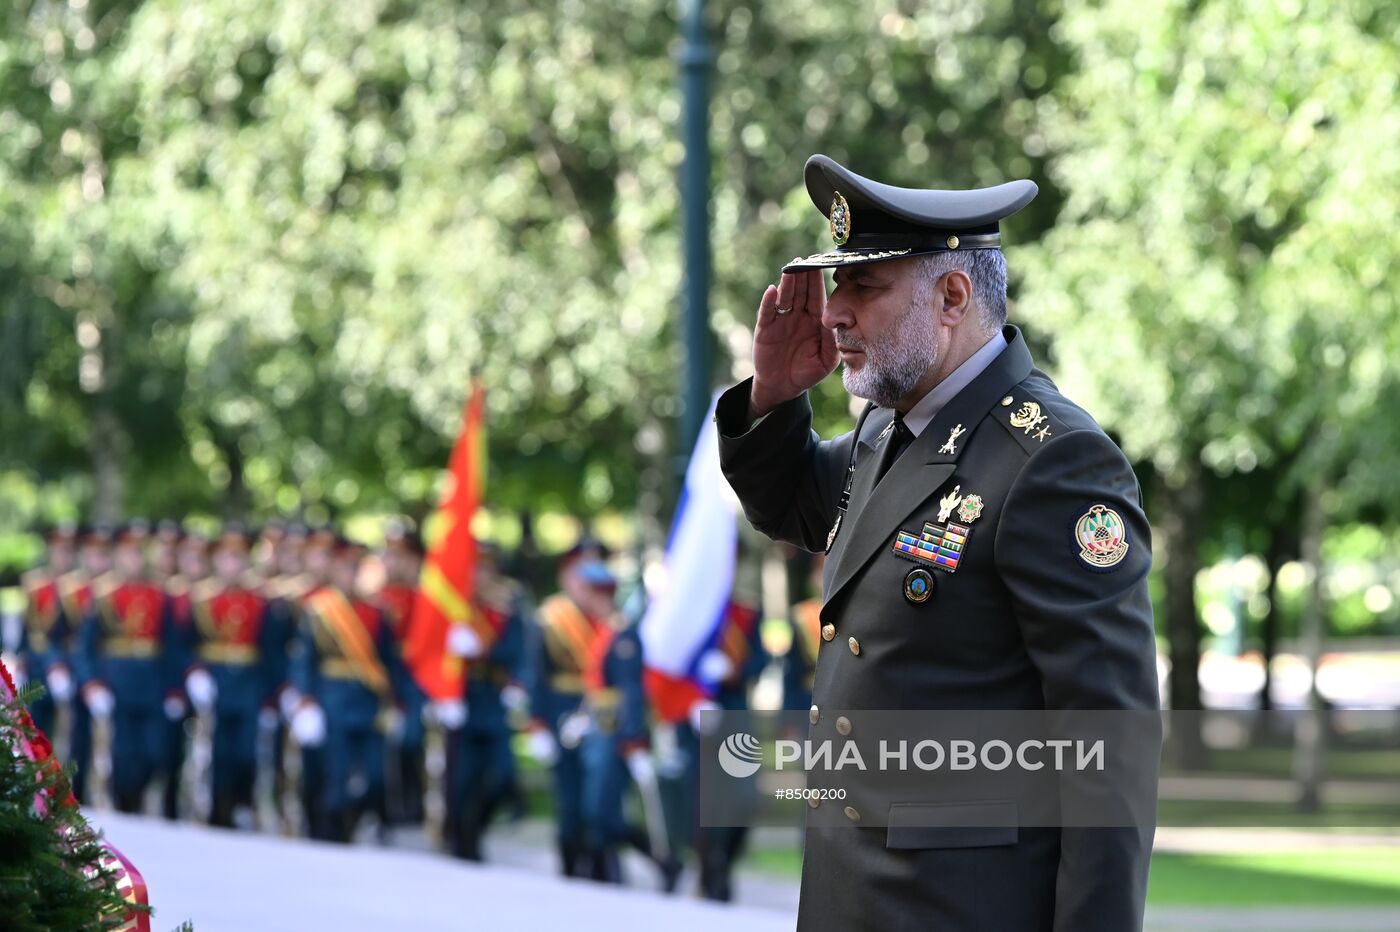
1016, 0, 1400, 712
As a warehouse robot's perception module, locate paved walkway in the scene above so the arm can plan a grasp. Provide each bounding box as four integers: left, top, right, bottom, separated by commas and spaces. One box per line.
93, 812, 1398, 932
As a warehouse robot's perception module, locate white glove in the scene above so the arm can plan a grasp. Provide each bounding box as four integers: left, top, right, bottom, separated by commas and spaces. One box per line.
384, 706, 406, 741
626, 748, 655, 786
291, 703, 327, 747
689, 698, 722, 735
46, 666, 74, 703
527, 728, 559, 766
446, 624, 485, 659
698, 648, 735, 683
279, 687, 303, 721
431, 699, 468, 730
84, 684, 115, 719
163, 694, 187, 721
558, 710, 591, 748
500, 683, 528, 714
185, 668, 218, 711
654, 723, 689, 778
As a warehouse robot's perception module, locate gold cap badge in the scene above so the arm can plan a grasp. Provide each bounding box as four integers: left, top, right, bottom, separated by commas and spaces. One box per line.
829, 191, 851, 246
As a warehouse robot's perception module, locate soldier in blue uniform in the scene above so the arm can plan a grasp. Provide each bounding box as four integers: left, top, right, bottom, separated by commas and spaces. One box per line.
573, 556, 666, 885
64, 522, 113, 803
527, 538, 610, 877
440, 541, 529, 861
183, 526, 280, 828
288, 535, 400, 842
17, 524, 79, 740
261, 522, 311, 831
75, 521, 181, 813
153, 519, 192, 820
692, 596, 767, 901
377, 520, 428, 827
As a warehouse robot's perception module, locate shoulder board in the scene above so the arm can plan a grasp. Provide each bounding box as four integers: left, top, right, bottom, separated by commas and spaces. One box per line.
191, 577, 223, 603
991, 388, 1069, 457
90, 572, 121, 600
165, 575, 191, 597
238, 570, 266, 592
271, 574, 314, 601
21, 568, 50, 592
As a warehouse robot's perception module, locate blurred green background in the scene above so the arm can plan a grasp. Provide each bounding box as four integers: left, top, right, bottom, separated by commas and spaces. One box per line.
1, 0, 1398, 918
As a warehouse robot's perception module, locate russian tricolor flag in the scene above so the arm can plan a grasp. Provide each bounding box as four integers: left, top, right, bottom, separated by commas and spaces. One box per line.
640, 395, 738, 723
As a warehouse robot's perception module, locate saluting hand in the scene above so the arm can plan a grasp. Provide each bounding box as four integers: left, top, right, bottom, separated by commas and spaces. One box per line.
749, 267, 837, 420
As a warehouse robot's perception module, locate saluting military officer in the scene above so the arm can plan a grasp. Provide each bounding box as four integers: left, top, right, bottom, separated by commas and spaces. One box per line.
715, 155, 1159, 932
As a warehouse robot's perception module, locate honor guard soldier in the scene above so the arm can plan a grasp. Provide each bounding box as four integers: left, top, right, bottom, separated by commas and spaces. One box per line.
183, 525, 279, 827
75, 521, 182, 813
441, 540, 529, 861
18, 523, 79, 739
571, 556, 658, 885
154, 519, 192, 820
526, 537, 611, 878
288, 534, 400, 842
64, 522, 113, 803
261, 522, 310, 830
377, 519, 428, 826
693, 596, 766, 901
715, 155, 1159, 931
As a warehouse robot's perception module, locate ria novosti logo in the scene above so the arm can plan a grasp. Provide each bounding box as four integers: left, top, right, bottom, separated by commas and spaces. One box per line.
717, 732, 763, 778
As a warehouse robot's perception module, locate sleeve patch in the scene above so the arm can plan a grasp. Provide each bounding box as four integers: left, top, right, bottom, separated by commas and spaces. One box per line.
1072, 504, 1131, 571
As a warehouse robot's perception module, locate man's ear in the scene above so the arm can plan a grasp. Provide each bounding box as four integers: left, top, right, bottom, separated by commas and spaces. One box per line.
937, 269, 973, 326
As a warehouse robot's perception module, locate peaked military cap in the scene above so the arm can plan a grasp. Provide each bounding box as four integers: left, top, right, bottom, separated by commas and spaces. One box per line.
783, 154, 1037, 272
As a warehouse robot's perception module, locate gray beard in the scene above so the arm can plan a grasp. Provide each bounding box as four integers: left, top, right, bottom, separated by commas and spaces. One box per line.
837, 299, 938, 408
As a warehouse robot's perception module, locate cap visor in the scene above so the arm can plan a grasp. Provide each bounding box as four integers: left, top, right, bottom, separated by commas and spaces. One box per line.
781, 246, 928, 273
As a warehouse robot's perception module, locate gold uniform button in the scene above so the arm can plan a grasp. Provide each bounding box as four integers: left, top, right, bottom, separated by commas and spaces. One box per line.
809, 705, 820, 725
835, 716, 852, 736
848, 636, 861, 656
808, 796, 821, 809
844, 806, 861, 822
821, 623, 835, 642
1001, 396, 1014, 406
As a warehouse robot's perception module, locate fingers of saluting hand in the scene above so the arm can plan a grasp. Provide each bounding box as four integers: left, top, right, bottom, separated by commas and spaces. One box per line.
756, 283, 781, 328
775, 269, 797, 315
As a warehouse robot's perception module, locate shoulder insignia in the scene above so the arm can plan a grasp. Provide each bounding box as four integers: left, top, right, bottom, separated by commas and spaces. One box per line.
1073, 504, 1130, 570
991, 389, 1066, 455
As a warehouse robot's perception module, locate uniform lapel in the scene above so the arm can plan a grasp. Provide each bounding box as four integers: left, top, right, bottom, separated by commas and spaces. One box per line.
823, 411, 894, 593
822, 327, 1035, 609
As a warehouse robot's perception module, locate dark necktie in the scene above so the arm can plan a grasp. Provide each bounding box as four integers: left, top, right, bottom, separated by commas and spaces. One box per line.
876, 412, 915, 484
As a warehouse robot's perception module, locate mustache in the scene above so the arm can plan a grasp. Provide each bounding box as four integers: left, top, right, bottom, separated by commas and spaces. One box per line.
834, 328, 866, 350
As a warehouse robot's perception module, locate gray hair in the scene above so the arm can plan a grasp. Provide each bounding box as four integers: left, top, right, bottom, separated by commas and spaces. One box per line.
913, 248, 1008, 331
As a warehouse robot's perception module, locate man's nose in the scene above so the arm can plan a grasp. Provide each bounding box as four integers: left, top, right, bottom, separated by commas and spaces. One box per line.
822, 291, 854, 332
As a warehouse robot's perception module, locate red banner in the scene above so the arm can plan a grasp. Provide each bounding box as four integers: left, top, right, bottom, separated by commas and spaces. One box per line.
404, 382, 487, 700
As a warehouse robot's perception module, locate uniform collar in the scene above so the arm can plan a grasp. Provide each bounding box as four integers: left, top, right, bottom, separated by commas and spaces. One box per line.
901, 329, 1008, 438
